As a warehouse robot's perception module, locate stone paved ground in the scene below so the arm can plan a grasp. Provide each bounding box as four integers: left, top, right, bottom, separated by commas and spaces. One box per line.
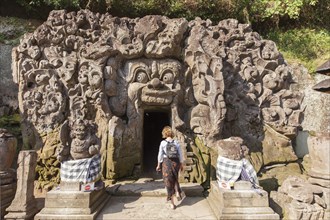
96, 179, 216, 220
96, 196, 216, 220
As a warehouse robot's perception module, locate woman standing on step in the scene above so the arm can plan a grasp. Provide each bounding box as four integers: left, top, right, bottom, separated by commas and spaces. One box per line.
156, 126, 186, 210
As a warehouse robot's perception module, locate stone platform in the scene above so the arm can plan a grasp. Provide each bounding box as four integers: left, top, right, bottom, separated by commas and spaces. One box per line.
34, 188, 110, 220
207, 181, 280, 219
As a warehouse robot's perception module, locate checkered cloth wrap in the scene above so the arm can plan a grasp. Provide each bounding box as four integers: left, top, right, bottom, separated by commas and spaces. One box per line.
216, 156, 259, 187
60, 154, 101, 183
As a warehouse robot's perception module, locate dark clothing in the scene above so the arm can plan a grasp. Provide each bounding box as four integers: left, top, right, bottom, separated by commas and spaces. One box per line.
162, 157, 182, 201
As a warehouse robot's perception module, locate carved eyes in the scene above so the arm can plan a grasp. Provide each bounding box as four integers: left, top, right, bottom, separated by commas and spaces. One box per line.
135, 70, 149, 83
129, 60, 180, 84
162, 71, 174, 84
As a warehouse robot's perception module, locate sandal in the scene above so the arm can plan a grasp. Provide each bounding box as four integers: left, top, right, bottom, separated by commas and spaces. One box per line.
170, 204, 176, 210
176, 192, 181, 201
180, 191, 186, 201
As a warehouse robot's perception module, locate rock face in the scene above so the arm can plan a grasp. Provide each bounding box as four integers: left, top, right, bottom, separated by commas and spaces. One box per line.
12, 10, 303, 185
270, 176, 328, 220
0, 44, 18, 116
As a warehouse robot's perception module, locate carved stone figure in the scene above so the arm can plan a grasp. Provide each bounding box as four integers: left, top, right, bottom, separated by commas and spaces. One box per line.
58, 119, 100, 161
12, 10, 304, 189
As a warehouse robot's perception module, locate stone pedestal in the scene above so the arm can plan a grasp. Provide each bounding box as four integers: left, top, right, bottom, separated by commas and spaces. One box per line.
307, 133, 330, 180
5, 150, 39, 220
0, 128, 17, 218
0, 170, 16, 218
308, 133, 330, 219
207, 181, 279, 219
34, 187, 110, 220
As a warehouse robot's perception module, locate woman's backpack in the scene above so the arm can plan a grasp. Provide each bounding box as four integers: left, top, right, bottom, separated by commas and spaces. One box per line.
165, 140, 179, 159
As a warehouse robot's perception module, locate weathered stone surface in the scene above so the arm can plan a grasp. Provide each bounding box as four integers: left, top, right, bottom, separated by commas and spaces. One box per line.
304, 75, 330, 133
5, 150, 39, 220
287, 200, 324, 220
234, 180, 253, 190
259, 162, 304, 192
262, 124, 298, 165
291, 66, 330, 163
12, 10, 303, 186
35, 188, 110, 220
271, 176, 328, 220
0, 129, 17, 171
307, 133, 330, 180
207, 181, 279, 219
0, 170, 16, 219
0, 44, 18, 116
308, 177, 330, 188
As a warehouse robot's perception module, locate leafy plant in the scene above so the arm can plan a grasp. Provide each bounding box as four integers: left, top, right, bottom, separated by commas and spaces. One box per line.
250, 0, 318, 22
266, 28, 330, 73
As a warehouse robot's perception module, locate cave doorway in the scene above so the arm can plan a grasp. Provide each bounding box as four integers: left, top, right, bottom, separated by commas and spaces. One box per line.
143, 111, 170, 179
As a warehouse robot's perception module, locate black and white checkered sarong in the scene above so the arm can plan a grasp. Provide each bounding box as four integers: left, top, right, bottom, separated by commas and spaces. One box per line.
216, 156, 259, 188
60, 154, 101, 183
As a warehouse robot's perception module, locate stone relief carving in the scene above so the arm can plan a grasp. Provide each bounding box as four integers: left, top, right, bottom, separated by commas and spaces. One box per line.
12, 9, 303, 187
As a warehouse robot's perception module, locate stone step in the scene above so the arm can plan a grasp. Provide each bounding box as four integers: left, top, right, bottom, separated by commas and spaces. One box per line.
222, 207, 278, 214
222, 190, 269, 207
107, 179, 204, 197
220, 213, 280, 220
45, 188, 105, 208
209, 181, 269, 207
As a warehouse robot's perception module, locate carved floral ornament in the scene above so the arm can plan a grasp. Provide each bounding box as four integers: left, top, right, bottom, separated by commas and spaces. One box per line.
13, 9, 303, 182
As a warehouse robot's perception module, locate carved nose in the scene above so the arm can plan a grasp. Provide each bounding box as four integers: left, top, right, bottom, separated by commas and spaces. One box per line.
149, 78, 162, 89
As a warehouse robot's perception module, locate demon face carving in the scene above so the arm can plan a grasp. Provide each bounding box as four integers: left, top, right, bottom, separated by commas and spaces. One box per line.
124, 58, 185, 129
125, 59, 182, 106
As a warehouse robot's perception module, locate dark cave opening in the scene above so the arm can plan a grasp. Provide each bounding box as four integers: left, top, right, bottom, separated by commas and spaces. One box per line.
142, 111, 170, 178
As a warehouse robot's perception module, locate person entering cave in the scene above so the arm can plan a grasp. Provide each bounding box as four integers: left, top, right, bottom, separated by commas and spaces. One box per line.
156, 126, 186, 210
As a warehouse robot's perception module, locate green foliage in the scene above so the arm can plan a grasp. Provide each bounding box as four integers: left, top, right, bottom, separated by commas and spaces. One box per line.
12, 0, 329, 29
8, 0, 329, 74
17, 0, 80, 10
0, 16, 42, 45
0, 113, 21, 137
266, 28, 330, 73
251, 0, 318, 20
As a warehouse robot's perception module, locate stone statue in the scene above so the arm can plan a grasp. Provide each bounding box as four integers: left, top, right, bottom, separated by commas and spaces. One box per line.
57, 119, 100, 162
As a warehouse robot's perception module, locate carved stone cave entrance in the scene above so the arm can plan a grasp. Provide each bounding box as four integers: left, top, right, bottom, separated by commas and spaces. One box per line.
142, 111, 170, 178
